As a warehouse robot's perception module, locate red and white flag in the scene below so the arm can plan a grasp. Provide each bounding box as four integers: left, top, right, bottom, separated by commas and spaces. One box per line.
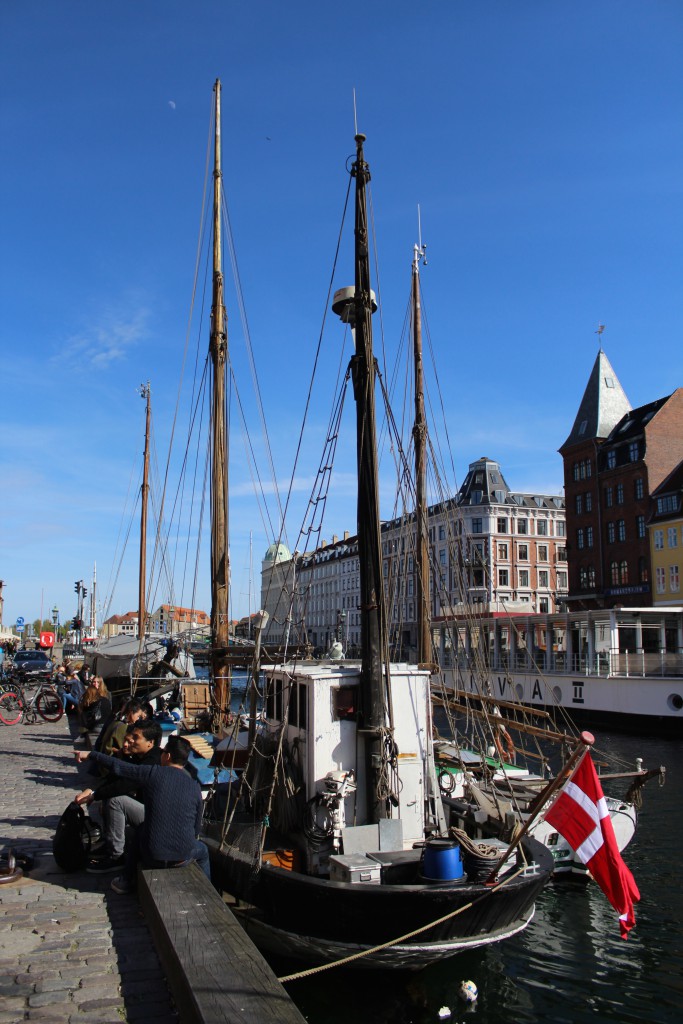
545, 752, 640, 938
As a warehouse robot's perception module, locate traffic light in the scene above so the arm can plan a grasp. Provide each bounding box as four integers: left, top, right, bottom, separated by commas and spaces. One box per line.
82, 588, 88, 599
74, 581, 80, 593
72, 617, 78, 629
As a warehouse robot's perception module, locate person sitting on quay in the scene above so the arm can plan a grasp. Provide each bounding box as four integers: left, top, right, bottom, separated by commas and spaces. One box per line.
75, 697, 148, 777
77, 676, 112, 750
79, 734, 209, 894
60, 667, 85, 713
74, 719, 163, 875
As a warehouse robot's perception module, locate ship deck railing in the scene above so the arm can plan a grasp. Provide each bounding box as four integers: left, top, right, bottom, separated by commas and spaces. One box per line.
450, 650, 683, 679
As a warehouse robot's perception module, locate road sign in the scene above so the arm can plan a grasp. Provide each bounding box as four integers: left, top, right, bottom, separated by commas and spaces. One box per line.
16, 616, 24, 626
40, 632, 55, 648
16, 624, 24, 632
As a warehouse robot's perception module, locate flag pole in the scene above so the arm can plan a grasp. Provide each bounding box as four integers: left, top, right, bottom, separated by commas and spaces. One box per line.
484, 730, 595, 884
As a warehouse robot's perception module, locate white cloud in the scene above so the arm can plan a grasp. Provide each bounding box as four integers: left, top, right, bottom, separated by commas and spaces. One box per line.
60, 306, 150, 370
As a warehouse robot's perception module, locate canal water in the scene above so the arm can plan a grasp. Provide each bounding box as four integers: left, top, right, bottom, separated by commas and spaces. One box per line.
275, 731, 682, 1024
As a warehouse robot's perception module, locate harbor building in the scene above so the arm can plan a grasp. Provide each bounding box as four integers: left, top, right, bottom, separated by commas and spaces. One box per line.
260, 458, 567, 657
649, 460, 683, 606
560, 350, 683, 610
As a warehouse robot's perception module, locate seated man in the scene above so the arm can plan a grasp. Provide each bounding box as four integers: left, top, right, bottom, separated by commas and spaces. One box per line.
76, 698, 147, 775
83, 734, 209, 893
75, 719, 163, 874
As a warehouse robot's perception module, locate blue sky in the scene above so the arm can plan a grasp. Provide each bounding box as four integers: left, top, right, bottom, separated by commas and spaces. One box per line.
1, 1, 682, 630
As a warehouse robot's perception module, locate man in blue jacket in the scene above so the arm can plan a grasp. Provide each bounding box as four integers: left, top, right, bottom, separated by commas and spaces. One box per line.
83, 734, 210, 894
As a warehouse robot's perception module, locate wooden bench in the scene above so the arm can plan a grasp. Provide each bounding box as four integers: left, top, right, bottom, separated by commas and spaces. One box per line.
139, 863, 306, 1024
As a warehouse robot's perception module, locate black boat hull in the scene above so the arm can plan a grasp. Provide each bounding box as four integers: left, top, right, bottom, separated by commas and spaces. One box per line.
204, 832, 552, 966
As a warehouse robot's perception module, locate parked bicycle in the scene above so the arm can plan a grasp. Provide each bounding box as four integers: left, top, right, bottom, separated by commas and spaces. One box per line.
0, 681, 64, 725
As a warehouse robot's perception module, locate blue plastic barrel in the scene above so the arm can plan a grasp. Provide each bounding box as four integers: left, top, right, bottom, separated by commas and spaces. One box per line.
422, 838, 464, 881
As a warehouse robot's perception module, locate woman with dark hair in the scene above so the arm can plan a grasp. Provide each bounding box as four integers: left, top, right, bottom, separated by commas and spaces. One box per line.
79, 677, 112, 749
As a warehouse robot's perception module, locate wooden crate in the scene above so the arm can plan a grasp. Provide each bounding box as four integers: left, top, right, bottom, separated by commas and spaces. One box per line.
182, 683, 210, 721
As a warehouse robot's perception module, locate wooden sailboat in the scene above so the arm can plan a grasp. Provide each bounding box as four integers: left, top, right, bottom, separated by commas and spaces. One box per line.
202, 114, 553, 969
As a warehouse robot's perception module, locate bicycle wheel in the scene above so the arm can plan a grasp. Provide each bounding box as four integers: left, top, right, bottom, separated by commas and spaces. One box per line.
36, 688, 64, 722
0, 692, 24, 726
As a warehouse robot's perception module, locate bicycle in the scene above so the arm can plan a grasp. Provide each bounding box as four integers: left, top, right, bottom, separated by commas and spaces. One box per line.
0, 680, 64, 725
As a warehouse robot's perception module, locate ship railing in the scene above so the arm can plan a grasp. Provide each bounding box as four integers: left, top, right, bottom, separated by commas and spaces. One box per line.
486, 649, 683, 679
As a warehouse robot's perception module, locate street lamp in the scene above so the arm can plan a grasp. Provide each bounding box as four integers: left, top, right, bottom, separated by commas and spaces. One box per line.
52, 606, 59, 645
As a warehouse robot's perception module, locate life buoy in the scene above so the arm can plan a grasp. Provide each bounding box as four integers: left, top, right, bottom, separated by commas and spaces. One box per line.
494, 729, 515, 762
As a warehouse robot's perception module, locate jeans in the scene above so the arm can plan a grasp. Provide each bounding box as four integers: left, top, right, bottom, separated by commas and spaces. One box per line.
59, 688, 79, 711
104, 795, 145, 858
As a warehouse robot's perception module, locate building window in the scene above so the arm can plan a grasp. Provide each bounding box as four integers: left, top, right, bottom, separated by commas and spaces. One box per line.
557, 546, 567, 562
671, 565, 680, 593
538, 570, 549, 587
519, 570, 529, 587
588, 565, 596, 588
607, 522, 615, 543
605, 486, 613, 507
585, 493, 592, 513
556, 521, 566, 537
636, 515, 646, 539
629, 441, 639, 462
638, 557, 648, 583
537, 519, 548, 536
518, 543, 528, 560
557, 571, 568, 589
538, 544, 548, 562
497, 517, 508, 533
498, 543, 508, 560
439, 549, 447, 567
656, 495, 678, 515
575, 494, 583, 515
610, 561, 619, 585
577, 529, 585, 549
620, 560, 629, 584
539, 598, 549, 613
498, 569, 509, 587
586, 526, 594, 548
616, 483, 624, 505
438, 525, 445, 541
607, 450, 617, 470
654, 529, 664, 550
517, 518, 528, 534
668, 527, 678, 548
656, 567, 666, 594
618, 519, 626, 542
573, 463, 580, 481
579, 567, 588, 589
471, 518, 483, 534
634, 477, 644, 500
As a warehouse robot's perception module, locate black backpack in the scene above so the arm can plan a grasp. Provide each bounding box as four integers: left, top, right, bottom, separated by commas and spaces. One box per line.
52, 802, 101, 872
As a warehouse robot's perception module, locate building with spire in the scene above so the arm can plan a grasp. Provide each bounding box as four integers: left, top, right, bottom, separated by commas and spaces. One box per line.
560, 350, 683, 609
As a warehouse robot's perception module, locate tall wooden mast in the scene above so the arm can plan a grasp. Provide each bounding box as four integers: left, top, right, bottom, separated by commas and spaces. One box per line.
411, 244, 432, 664
137, 382, 151, 639
209, 79, 231, 714
334, 134, 387, 823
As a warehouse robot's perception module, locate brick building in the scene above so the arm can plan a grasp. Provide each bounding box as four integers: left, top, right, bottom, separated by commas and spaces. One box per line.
560, 350, 683, 609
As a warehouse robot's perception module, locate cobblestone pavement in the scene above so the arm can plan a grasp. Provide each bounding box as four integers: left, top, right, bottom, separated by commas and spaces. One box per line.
0, 710, 178, 1023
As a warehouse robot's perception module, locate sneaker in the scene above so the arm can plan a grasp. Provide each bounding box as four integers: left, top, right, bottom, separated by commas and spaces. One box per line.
86, 854, 125, 874
111, 875, 135, 895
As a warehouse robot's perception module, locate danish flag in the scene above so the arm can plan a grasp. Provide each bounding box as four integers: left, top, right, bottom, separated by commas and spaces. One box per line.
545, 752, 640, 938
